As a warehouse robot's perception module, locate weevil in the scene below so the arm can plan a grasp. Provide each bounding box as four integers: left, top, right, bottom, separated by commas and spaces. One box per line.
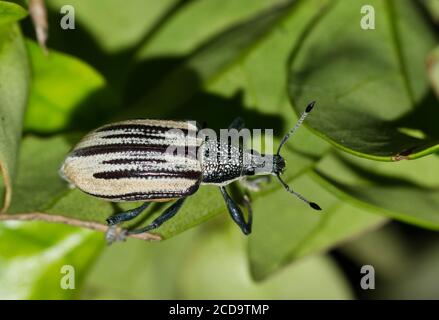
59, 101, 320, 241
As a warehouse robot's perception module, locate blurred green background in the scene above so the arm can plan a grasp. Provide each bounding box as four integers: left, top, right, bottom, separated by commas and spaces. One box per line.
0, 0, 439, 299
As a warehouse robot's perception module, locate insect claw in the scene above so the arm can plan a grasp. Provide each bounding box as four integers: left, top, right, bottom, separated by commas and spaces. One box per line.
105, 225, 128, 245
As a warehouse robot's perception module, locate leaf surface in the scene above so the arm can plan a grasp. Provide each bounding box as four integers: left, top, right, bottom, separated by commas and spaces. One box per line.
0, 221, 104, 299
24, 41, 106, 133
248, 173, 385, 280
289, 0, 439, 161
0, 20, 30, 211
314, 152, 439, 230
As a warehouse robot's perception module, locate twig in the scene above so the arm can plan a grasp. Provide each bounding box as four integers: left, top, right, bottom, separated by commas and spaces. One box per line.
0, 212, 162, 241
29, 0, 49, 55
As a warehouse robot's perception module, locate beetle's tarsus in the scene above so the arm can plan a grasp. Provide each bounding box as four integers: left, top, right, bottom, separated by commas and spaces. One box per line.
105, 225, 128, 245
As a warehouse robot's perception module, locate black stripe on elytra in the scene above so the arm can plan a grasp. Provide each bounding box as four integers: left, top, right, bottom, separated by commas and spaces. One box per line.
71, 144, 198, 159
101, 133, 166, 140
93, 169, 201, 180
84, 184, 200, 200
84, 191, 184, 200
102, 158, 167, 165
96, 124, 191, 135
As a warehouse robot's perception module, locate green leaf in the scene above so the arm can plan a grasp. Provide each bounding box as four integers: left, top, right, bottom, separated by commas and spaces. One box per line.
44, 0, 283, 98
128, 0, 293, 108
126, 0, 314, 118
24, 40, 106, 133
83, 222, 353, 299
289, 0, 439, 161
46, 0, 179, 53
184, 0, 330, 147
6, 135, 77, 214
314, 152, 439, 230
82, 226, 199, 299
248, 173, 385, 280
135, 0, 287, 58
0, 1, 27, 26
31, 0, 294, 132
0, 221, 104, 299
0, 23, 30, 211
180, 223, 353, 299
44, 0, 288, 59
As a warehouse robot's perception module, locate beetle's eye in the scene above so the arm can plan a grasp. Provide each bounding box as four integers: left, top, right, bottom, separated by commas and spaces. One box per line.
246, 168, 255, 176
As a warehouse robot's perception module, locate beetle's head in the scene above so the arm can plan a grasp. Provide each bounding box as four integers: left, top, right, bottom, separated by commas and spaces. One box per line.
243, 150, 275, 176
272, 154, 286, 175
243, 152, 286, 176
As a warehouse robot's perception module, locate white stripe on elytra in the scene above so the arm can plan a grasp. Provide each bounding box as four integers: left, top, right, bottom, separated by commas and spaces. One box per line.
62, 167, 199, 198
75, 133, 201, 149
96, 119, 199, 132
64, 152, 201, 175
67, 150, 201, 163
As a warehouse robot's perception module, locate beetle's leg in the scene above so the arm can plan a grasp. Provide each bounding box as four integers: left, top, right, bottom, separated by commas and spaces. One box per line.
220, 186, 252, 235
106, 202, 151, 226
239, 176, 270, 192
228, 117, 246, 130
126, 197, 187, 235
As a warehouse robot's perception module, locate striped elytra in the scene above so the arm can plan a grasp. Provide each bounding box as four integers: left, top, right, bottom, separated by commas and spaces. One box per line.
60, 120, 203, 202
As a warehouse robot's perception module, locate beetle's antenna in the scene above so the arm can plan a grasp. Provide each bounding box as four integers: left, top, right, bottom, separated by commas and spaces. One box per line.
275, 101, 321, 210
277, 101, 316, 155
276, 174, 321, 210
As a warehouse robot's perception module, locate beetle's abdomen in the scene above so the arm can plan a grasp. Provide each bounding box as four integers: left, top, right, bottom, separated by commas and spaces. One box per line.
60, 119, 203, 201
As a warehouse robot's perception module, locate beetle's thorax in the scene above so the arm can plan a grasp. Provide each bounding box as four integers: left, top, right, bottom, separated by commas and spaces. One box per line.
199, 136, 280, 186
